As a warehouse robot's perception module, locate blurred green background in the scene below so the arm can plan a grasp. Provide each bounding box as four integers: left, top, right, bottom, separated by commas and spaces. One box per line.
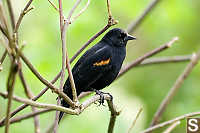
0, 0, 200, 132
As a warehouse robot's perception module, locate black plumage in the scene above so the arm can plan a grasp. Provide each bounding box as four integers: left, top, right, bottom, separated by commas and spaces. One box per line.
59, 28, 136, 122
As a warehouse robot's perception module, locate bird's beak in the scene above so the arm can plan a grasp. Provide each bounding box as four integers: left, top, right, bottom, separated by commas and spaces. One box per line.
125, 34, 136, 41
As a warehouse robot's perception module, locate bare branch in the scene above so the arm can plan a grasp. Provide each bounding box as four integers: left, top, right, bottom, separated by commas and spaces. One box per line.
9, 109, 51, 126
162, 121, 180, 133
128, 108, 143, 133
127, 0, 161, 34
71, 0, 91, 23
53, 0, 83, 131
47, 0, 59, 12
107, 0, 112, 18
1, 0, 115, 125
150, 50, 200, 126
70, 25, 110, 62
0, 92, 77, 115
17, 49, 74, 107
0, 1, 9, 32
0, 72, 60, 125
6, 0, 15, 30
139, 55, 192, 66
0, 93, 113, 126
0, 50, 7, 70
107, 100, 121, 133
118, 37, 179, 78
14, 0, 34, 33
5, 61, 18, 133
141, 112, 200, 133
18, 68, 40, 133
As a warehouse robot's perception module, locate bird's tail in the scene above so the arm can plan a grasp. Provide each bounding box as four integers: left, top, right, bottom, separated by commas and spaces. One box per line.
58, 99, 70, 123
58, 80, 81, 123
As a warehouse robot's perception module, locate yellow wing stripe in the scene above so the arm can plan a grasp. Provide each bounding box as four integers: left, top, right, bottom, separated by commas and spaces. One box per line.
93, 58, 110, 66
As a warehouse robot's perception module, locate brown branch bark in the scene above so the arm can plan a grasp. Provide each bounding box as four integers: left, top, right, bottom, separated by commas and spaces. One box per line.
139, 55, 192, 66
0, 50, 7, 71
0, 93, 114, 127
141, 112, 200, 133
0, 92, 77, 115
9, 109, 51, 126
107, 100, 121, 133
0, 74, 60, 126
0, 23, 114, 126
18, 68, 40, 133
6, 0, 15, 30
5, 61, 18, 133
14, 0, 34, 33
17, 49, 74, 107
118, 37, 179, 78
162, 121, 180, 133
150, 50, 200, 126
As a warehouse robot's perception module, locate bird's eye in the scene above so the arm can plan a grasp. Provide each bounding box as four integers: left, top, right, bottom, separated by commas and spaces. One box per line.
119, 33, 126, 39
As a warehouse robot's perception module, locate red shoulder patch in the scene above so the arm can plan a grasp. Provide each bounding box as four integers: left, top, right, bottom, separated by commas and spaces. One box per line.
93, 58, 110, 66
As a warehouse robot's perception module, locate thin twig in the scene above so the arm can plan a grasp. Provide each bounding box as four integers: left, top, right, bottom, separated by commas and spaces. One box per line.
118, 37, 179, 78
53, 0, 83, 131
0, 50, 7, 66
0, 2, 10, 39
0, 1, 9, 33
0, 92, 77, 115
14, 0, 34, 33
162, 121, 180, 133
71, 0, 91, 23
139, 55, 192, 66
17, 49, 74, 107
141, 112, 200, 133
53, 0, 69, 131
0, 25, 9, 39
9, 109, 51, 126
5, 61, 18, 133
128, 108, 143, 133
0, 72, 60, 125
18, 68, 40, 133
107, 100, 121, 133
127, 0, 161, 34
47, 0, 59, 12
0, 24, 111, 123
0, 1, 117, 125
6, 0, 15, 30
0, 92, 114, 126
106, 0, 112, 18
150, 50, 200, 126
70, 25, 110, 62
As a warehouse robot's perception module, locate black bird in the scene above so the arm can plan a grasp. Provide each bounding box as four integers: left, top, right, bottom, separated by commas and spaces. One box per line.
59, 28, 136, 122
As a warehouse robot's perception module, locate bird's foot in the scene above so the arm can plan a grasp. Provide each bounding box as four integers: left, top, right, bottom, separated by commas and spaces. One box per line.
94, 89, 113, 106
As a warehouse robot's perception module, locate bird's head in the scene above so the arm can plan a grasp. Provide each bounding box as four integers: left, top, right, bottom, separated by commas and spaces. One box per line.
102, 28, 136, 47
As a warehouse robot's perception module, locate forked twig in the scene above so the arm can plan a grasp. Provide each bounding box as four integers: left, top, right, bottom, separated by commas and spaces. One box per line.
14, 0, 34, 33
18, 68, 40, 133
141, 112, 200, 133
150, 50, 200, 126
118, 37, 179, 78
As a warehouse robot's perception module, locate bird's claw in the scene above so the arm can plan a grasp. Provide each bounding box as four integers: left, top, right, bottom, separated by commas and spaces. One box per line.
94, 90, 113, 106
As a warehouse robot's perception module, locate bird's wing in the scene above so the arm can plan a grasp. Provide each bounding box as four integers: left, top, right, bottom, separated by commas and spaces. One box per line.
72, 44, 112, 89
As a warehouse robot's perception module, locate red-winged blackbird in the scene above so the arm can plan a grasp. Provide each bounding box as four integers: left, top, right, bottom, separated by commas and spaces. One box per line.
59, 28, 136, 122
